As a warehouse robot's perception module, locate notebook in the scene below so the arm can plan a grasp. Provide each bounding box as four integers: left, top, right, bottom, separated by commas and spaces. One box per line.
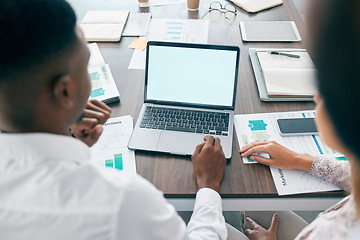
128, 41, 240, 159
80, 10, 130, 42
87, 43, 120, 104
249, 48, 316, 101
230, 0, 282, 13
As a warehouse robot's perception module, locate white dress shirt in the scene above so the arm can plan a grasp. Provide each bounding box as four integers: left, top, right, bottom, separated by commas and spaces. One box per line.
0, 133, 227, 240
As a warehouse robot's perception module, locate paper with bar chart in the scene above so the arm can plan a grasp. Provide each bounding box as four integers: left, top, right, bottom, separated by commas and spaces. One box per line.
128, 18, 209, 69
91, 116, 136, 175
234, 110, 345, 195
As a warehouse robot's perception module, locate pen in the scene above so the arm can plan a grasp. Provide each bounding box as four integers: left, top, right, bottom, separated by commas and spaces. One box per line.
268, 51, 300, 58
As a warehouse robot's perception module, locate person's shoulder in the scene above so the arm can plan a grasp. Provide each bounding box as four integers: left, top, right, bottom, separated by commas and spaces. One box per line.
57, 162, 154, 208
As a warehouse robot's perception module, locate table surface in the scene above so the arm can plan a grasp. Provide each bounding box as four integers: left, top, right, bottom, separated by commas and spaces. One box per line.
68, 0, 346, 201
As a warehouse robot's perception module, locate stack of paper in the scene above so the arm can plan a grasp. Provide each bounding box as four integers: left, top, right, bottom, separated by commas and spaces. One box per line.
80, 10, 130, 42
88, 43, 120, 104
230, 0, 282, 13
256, 50, 317, 97
122, 12, 151, 37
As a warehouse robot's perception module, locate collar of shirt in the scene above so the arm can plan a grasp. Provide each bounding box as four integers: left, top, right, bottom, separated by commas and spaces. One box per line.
0, 133, 90, 171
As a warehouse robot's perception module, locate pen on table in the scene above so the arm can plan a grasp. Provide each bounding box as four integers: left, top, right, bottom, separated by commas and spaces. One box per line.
268, 51, 300, 58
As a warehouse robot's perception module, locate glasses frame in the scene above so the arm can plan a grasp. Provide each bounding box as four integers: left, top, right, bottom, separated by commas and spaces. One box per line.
202, 1, 237, 20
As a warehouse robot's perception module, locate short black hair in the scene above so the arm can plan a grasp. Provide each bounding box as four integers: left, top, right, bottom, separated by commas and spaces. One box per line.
0, 0, 78, 130
313, 0, 360, 158
0, 0, 77, 81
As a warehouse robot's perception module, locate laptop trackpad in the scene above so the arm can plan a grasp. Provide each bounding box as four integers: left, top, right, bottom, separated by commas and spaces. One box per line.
157, 131, 204, 155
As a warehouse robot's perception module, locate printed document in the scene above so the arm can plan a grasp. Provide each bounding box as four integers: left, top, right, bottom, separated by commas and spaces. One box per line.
234, 110, 344, 195
91, 116, 136, 175
128, 19, 209, 69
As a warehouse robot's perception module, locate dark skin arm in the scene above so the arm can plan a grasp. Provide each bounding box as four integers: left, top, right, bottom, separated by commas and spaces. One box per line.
70, 99, 111, 147
191, 136, 226, 193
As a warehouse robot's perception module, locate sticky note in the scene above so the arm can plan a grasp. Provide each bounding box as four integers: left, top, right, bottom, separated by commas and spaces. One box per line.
128, 37, 148, 50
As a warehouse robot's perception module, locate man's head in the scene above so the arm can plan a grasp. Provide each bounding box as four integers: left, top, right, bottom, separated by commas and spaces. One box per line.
0, 0, 91, 134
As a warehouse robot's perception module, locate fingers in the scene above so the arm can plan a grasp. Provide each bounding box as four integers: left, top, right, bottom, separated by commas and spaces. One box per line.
86, 100, 111, 124
249, 155, 274, 166
214, 137, 221, 149
83, 125, 104, 147
203, 135, 215, 146
88, 99, 112, 112
240, 145, 270, 158
269, 214, 279, 232
239, 140, 269, 153
193, 142, 206, 157
245, 229, 253, 236
83, 109, 108, 124
246, 217, 260, 229
73, 117, 99, 133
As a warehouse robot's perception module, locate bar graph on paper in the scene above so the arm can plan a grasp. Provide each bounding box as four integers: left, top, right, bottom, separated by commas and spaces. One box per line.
105, 153, 123, 170
91, 116, 136, 175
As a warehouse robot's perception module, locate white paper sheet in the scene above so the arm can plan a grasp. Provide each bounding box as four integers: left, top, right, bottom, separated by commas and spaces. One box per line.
128, 19, 209, 69
234, 110, 345, 195
234, 110, 343, 164
91, 116, 136, 175
139, 0, 187, 7
270, 167, 341, 196
88, 43, 105, 68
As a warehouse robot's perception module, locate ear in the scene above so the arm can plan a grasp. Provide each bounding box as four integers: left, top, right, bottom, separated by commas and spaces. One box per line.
50, 74, 75, 109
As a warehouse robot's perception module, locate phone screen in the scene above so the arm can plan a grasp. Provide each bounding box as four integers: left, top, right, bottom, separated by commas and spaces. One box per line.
277, 118, 318, 135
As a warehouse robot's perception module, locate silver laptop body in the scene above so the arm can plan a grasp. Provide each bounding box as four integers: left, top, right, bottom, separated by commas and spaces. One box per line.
128, 41, 240, 159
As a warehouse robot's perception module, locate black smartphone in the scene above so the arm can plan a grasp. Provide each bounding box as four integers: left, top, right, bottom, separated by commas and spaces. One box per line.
277, 118, 318, 136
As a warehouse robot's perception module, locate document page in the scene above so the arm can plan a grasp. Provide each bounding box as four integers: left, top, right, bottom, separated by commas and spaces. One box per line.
234, 110, 344, 195
91, 116, 136, 175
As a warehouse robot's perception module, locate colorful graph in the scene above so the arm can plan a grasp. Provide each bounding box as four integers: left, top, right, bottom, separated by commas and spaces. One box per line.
104, 153, 123, 170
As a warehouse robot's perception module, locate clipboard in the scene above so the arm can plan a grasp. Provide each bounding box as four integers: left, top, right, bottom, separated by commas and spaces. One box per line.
249, 48, 314, 102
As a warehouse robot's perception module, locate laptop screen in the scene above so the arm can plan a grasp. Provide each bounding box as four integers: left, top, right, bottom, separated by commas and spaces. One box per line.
145, 42, 239, 110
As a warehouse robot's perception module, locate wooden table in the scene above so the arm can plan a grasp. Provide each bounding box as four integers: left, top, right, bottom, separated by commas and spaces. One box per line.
68, 0, 346, 210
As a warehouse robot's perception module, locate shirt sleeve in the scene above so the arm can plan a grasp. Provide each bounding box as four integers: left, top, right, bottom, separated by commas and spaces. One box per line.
309, 155, 352, 192
115, 176, 227, 240
187, 188, 227, 240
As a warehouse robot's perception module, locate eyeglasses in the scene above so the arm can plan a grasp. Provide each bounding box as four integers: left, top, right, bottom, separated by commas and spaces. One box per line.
202, 2, 237, 22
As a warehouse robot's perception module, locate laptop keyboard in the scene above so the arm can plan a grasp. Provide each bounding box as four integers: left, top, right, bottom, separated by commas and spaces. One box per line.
140, 106, 230, 136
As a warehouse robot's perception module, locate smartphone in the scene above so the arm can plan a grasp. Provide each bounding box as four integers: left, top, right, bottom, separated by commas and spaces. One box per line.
277, 118, 318, 136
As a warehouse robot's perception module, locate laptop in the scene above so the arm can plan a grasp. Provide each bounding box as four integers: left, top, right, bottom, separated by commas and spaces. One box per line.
128, 41, 240, 158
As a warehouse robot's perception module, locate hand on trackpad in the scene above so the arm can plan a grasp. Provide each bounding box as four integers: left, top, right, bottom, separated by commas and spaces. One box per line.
156, 131, 204, 155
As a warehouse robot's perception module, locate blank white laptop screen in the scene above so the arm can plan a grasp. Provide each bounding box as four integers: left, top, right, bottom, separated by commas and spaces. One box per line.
146, 45, 238, 108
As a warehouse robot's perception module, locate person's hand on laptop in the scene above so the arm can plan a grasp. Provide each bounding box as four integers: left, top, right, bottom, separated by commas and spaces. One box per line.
70, 99, 112, 147
191, 136, 226, 193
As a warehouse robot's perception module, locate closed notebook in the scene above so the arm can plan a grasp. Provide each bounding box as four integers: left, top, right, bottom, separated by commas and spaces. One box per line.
80, 10, 130, 42
229, 0, 282, 13
256, 50, 317, 97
